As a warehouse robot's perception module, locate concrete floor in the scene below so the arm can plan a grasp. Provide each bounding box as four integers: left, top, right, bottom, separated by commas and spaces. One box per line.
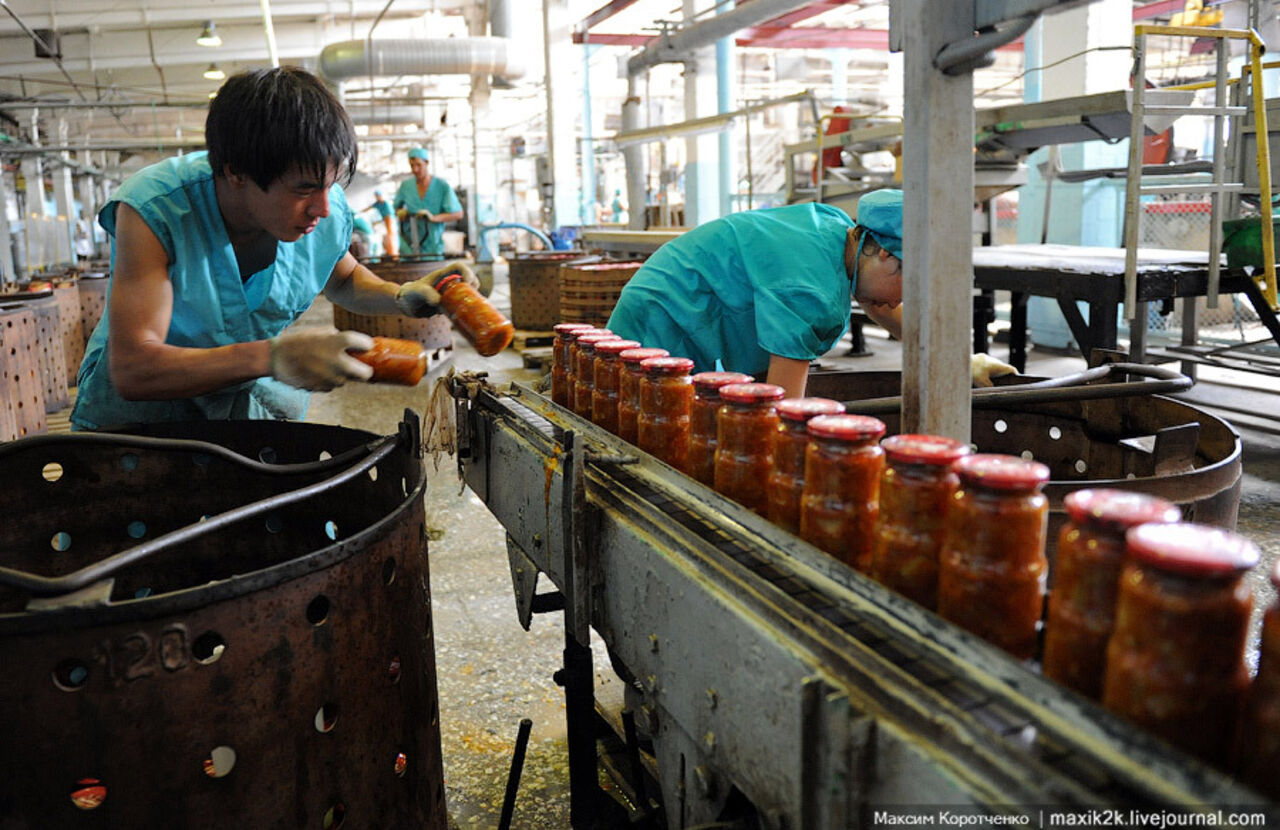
297, 278, 1280, 828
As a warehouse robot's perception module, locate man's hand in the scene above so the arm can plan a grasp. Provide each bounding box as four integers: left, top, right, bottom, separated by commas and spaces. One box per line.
971, 353, 1018, 388
269, 328, 374, 391
394, 261, 480, 317
415, 209, 436, 222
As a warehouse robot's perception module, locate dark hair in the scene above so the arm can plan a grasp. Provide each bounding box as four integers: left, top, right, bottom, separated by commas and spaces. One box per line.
206, 67, 357, 190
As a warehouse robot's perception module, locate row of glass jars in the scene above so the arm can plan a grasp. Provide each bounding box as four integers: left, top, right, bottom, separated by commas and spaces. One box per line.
549, 323, 1278, 791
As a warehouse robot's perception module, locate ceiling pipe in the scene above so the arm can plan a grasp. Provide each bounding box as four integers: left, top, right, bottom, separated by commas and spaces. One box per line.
488, 0, 517, 88
626, 0, 813, 75
318, 37, 525, 82
345, 104, 422, 125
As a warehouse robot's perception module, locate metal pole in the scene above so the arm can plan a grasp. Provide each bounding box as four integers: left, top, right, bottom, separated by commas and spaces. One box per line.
898, 0, 974, 441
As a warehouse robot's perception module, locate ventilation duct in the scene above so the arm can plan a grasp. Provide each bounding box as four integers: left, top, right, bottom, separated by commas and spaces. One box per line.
319, 38, 524, 83
344, 105, 424, 126
488, 0, 517, 88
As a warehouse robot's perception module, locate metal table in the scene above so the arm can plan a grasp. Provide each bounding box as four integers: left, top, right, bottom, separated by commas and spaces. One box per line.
971, 243, 1280, 370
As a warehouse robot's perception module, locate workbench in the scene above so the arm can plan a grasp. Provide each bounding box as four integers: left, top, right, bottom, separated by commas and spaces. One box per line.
971, 243, 1280, 370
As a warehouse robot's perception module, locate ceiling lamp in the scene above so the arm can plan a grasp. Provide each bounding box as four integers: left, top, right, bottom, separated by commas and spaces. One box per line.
203, 63, 226, 81
196, 21, 222, 48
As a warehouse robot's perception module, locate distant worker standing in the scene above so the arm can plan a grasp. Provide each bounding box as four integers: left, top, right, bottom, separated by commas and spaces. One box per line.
364, 189, 398, 256
394, 148, 463, 256
611, 188, 626, 224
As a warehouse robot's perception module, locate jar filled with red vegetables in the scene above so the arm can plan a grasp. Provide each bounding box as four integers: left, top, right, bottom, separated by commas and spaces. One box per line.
870, 434, 970, 609
551, 323, 594, 406
798, 414, 886, 571
590, 339, 640, 434
1042, 489, 1180, 699
434, 272, 515, 356
616, 348, 668, 444
571, 332, 620, 418
1103, 522, 1257, 768
937, 454, 1049, 659
714, 383, 785, 516
688, 372, 753, 487
636, 357, 695, 472
765, 398, 846, 534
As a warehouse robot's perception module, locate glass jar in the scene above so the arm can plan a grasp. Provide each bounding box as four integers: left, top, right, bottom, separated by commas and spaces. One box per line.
1238, 560, 1280, 797
617, 348, 668, 444
688, 372, 754, 487
870, 434, 971, 609
636, 357, 695, 472
434, 272, 515, 357
572, 332, 621, 419
937, 454, 1049, 659
551, 323, 593, 406
567, 328, 610, 411
798, 414, 886, 571
1103, 522, 1257, 768
765, 398, 846, 534
350, 336, 429, 385
714, 383, 786, 516
590, 339, 640, 434
1041, 489, 1181, 699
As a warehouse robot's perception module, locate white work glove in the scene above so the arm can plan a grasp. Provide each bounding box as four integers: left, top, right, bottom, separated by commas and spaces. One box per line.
269, 328, 374, 392
394, 261, 480, 317
971, 353, 1018, 388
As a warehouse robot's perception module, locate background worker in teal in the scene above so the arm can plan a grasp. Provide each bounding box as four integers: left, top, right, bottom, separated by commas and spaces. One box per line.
71, 67, 463, 431
606, 189, 1015, 399
394, 147, 464, 256
363, 189, 398, 256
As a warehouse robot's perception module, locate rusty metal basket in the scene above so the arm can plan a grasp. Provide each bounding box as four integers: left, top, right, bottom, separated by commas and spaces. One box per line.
508, 252, 600, 331
0, 414, 445, 829
334, 258, 455, 361
78, 273, 108, 343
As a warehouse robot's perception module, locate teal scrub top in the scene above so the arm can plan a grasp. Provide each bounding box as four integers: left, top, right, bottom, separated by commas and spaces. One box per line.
71, 151, 354, 431
393, 175, 461, 255
371, 198, 393, 219
606, 203, 854, 376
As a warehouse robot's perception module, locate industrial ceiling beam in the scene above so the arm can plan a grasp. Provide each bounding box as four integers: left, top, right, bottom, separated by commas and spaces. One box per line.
0, 0, 440, 34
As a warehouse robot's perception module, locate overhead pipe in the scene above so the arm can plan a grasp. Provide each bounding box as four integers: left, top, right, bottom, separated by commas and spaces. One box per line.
319, 38, 525, 82
344, 104, 423, 125
626, 0, 813, 75
488, 0, 518, 88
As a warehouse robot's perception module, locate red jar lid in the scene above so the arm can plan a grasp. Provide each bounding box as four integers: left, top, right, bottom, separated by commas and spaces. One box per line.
619, 347, 669, 365
576, 261, 642, 270
806, 414, 886, 441
594, 339, 641, 356
882, 433, 971, 466
1063, 488, 1181, 532
434, 272, 464, 292
1126, 522, 1259, 578
719, 383, 786, 405
953, 453, 1049, 491
555, 323, 594, 337
777, 397, 846, 422
692, 371, 754, 391
576, 333, 620, 350
640, 356, 694, 375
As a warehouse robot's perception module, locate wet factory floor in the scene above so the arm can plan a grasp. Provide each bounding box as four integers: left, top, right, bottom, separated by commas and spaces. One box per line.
297, 277, 1280, 829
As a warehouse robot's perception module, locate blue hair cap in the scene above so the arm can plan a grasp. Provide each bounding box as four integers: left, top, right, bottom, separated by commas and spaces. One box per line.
408, 147, 429, 161
856, 189, 904, 260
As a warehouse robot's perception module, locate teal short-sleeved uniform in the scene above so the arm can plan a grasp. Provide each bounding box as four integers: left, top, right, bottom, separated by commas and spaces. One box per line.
371, 199, 393, 219
393, 176, 461, 255
606, 203, 854, 376
70, 151, 353, 431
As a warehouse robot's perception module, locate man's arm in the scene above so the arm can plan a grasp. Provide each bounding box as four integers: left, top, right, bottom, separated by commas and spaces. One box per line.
107, 204, 271, 400
765, 354, 812, 399
323, 251, 402, 314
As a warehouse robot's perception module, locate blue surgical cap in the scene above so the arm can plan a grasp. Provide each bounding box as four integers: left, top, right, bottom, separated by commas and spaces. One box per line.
373, 189, 383, 197
408, 147, 429, 161
856, 189, 904, 260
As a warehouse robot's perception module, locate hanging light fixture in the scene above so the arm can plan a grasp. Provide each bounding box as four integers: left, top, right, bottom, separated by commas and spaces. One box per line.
203, 63, 226, 81
196, 21, 222, 48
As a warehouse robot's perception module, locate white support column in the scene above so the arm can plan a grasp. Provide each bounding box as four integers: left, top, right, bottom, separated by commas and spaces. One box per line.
898, 0, 974, 441
623, 75, 647, 229
542, 0, 580, 229
53, 119, 77, 266
0, 170, 16, 286
683, 0, 720, 226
